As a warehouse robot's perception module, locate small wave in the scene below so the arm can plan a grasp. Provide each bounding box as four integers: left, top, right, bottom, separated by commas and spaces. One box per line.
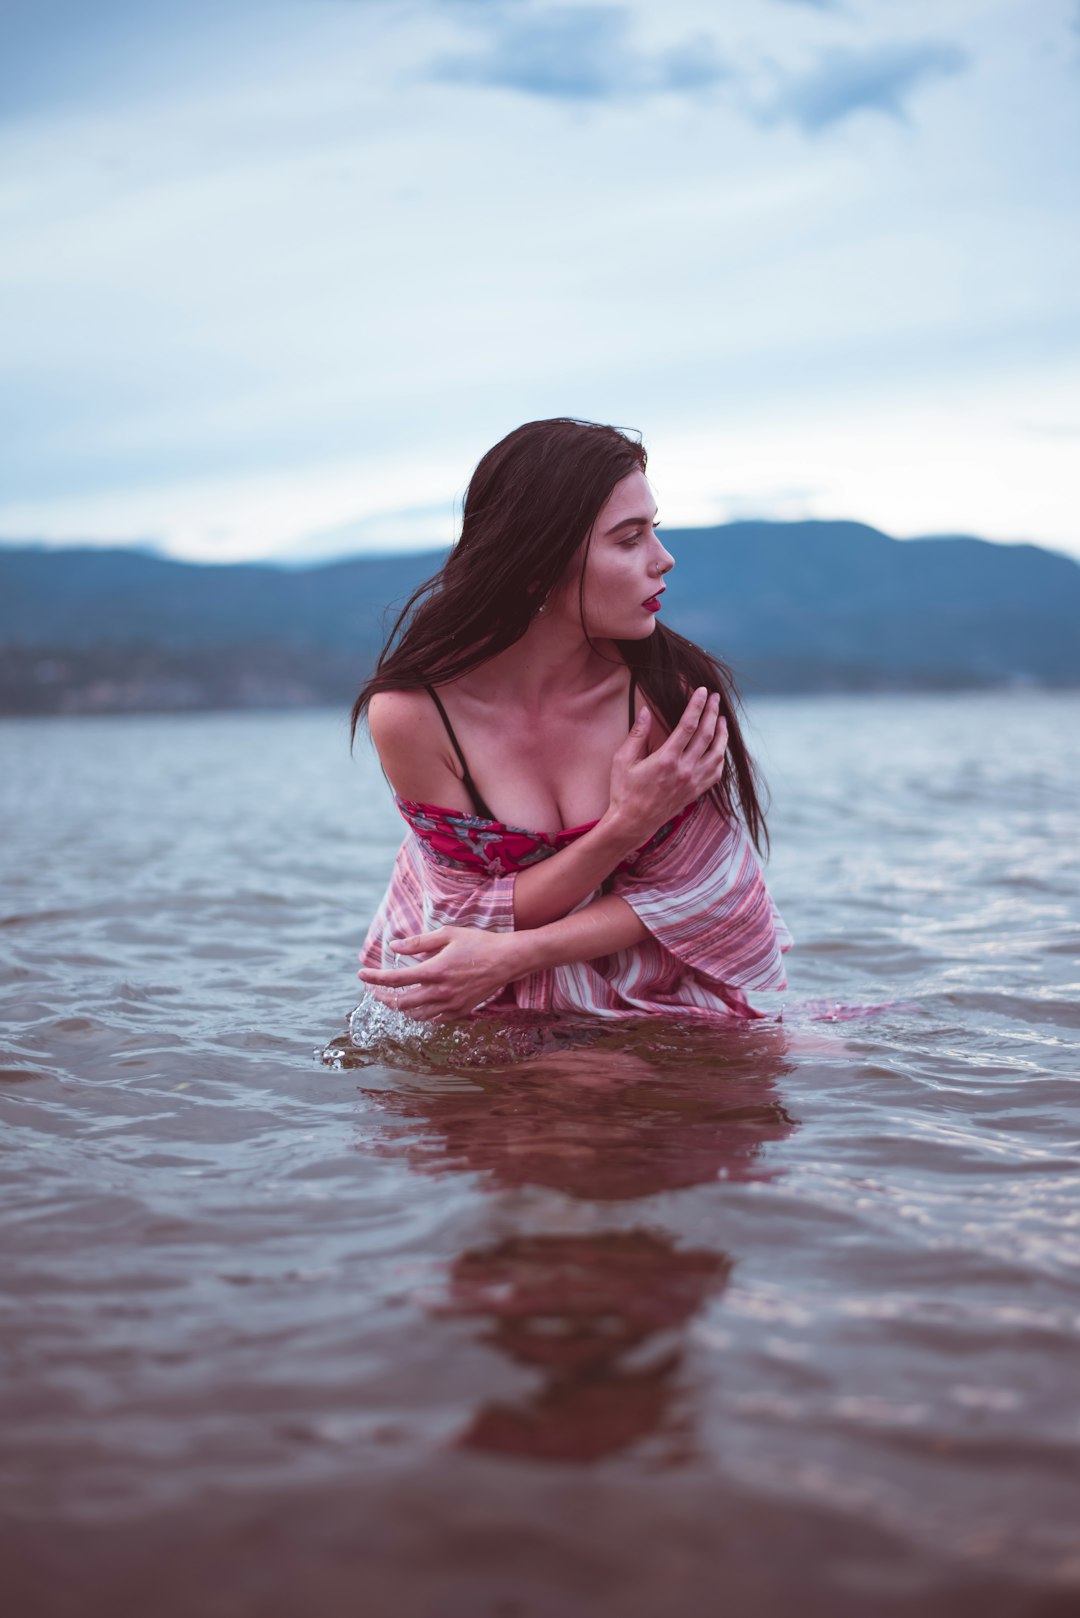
786, 996, 921, 1024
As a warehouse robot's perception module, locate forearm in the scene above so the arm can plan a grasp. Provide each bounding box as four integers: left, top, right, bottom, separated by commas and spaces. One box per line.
359, 895, 651, 1019
512, 812, 642, 930
509, 893, 649, 976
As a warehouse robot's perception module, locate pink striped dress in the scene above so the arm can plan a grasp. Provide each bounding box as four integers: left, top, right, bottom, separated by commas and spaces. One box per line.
359, 794, 793, 1022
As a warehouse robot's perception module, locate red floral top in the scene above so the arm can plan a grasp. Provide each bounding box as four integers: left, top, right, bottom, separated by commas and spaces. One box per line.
394, 797, 696, 879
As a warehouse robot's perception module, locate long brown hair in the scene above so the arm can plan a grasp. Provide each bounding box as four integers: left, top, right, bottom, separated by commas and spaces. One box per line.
352, 418, 769, 852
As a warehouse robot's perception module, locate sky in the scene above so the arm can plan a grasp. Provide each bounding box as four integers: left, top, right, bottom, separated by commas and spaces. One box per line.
2, 0, 1078, 563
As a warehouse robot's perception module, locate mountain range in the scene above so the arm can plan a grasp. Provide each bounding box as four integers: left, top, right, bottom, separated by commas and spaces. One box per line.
2, 520, 1078, 714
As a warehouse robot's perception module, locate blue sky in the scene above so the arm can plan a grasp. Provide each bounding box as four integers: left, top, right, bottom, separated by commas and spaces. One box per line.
2, 0, 1078, 561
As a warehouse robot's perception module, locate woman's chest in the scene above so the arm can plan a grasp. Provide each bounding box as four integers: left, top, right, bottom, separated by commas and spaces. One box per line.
461, 708, 629, 833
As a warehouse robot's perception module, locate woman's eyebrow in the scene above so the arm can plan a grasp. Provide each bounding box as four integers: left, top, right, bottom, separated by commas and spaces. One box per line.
604, 510, 660, 534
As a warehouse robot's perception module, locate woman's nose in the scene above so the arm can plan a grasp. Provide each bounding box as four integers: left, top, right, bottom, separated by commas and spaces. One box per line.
654, 542, 674, 576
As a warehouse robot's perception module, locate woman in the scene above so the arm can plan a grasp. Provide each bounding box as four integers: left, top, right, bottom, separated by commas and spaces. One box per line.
353, 417, 792, 1024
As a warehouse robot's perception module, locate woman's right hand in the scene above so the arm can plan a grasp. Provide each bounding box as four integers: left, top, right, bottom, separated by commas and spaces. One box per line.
604, 687, 728, 845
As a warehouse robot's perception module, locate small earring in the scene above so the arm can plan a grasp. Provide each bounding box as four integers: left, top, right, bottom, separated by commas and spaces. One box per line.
536, 601, 547, 615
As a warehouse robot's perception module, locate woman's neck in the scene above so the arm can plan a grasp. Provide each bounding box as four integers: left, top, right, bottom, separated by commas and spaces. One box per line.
458, 621, 621, 713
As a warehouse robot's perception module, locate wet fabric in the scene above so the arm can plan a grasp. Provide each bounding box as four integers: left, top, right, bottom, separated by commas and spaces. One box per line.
360, 797, 793, 1022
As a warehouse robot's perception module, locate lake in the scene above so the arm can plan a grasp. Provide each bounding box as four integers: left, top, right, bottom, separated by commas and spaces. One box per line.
2, 692, 1078, 1616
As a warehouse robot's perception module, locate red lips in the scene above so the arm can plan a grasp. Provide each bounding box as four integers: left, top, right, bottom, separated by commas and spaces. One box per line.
642, 591, 664, 612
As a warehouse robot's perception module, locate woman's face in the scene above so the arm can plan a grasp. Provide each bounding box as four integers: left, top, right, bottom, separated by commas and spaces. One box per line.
550, 469, 674, 641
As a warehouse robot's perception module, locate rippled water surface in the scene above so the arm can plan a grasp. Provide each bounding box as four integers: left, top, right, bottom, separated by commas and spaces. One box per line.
2, 694, 1078, 1617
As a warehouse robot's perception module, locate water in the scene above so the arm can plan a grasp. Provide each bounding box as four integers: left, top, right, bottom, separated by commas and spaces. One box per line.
2, 693, 1078, 1616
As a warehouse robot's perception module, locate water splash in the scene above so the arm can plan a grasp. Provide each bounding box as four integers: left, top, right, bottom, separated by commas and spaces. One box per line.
319, 991, 918, 1072
317, 993, 614, 1073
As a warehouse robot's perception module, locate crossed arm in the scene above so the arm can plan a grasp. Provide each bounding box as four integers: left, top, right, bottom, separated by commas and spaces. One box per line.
361, 894, 651, 1021
360, 685, 728, 1019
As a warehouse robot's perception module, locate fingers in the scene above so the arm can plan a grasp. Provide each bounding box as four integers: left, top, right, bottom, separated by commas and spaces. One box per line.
357, 963, 432, 987
371, 986, 439, 1015
657, 687, 720, 756
698, 692, 722, 750
366, 983, 462, 1021
355, 930, 450, 984
667, 686, 709, 750
614, 704, 651, 763
653, 690, 727, 804
697, 714, 729, 788
703, 712, 728, 762
671, 690, 722, 766
390, 929, 449, 955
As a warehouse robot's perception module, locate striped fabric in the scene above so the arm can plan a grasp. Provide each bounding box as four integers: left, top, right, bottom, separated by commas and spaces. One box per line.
360, 799, 793, 1022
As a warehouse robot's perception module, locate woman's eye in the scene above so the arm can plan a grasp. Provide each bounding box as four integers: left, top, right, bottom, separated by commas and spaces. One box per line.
621, 521, 660, 546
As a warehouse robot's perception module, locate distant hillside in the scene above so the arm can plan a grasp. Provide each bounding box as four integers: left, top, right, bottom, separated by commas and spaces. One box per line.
1, 520, 1078, 714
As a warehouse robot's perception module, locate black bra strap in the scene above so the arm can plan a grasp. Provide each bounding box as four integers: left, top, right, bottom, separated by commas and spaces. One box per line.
628, 673, 638, 729
425, 686, 497, 820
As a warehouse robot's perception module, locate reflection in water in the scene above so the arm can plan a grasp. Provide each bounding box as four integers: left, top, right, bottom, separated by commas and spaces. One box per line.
347, 1017, 798, 1463
440, 1230, 730, 1462
349, 1016, 799, 1199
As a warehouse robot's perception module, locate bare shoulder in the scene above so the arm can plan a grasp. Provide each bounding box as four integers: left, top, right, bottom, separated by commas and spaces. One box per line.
365, 687, 461, 804
367, 688, 440, 748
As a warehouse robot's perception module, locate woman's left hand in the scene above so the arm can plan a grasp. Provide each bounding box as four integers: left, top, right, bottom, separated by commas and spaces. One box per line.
358, 926, 528, 1020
